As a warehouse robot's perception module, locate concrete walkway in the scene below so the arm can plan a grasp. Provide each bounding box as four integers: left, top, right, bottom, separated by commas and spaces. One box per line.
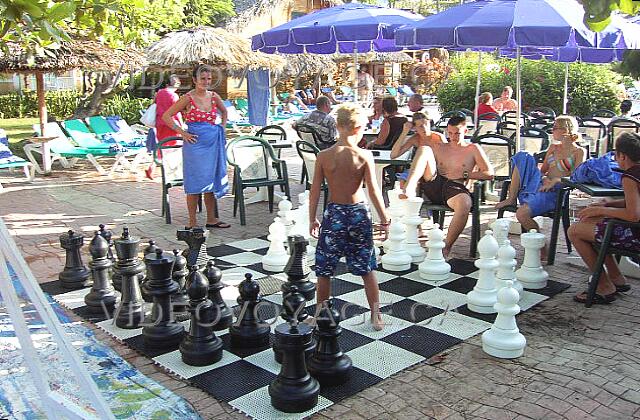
1, 147, 639, 420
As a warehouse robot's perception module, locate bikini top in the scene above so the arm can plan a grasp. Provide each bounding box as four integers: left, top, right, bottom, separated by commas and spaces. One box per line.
183, 93, 217, 124
547, 148, 575, 173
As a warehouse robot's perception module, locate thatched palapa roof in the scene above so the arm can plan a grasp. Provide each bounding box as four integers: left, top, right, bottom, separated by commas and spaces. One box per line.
332, 52, 414, 64
0, 40, 146, 74
276, 53, 337, 76
145, 27, 285, 75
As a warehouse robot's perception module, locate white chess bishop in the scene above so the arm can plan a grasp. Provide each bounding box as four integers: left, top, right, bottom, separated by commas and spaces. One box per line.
515, 229, 549, 289
467, 230, 499, 314
496, 239, 523, 298
481, 280, 527, 358
262, 217, 289, 272
402, 197, 426, 263
418, 226, 450, 282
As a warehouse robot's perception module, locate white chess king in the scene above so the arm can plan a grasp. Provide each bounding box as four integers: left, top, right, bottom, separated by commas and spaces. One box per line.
481, 280, 527, 359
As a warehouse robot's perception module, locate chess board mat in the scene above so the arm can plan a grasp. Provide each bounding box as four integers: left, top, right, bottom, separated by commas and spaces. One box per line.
41, 237, 570, 420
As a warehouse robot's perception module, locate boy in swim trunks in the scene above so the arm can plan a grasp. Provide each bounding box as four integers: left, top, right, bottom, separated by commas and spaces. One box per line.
309, 103, 390, 331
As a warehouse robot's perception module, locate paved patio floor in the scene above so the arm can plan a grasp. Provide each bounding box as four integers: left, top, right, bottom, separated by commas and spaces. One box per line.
1, 145, 640, 420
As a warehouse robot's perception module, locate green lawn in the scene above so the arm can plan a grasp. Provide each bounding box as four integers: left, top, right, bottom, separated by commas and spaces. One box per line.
0, 117, 38, 159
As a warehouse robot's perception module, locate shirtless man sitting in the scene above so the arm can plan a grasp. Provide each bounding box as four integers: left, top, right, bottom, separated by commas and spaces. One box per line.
401, 115, 494, 257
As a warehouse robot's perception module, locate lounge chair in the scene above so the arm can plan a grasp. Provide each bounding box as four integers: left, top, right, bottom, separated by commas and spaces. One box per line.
86, 116, 146, 147
223, 101, 254, 135
0, 129, 35, 190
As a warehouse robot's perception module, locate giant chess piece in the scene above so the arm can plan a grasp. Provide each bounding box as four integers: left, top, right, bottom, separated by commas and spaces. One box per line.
292, 192, 315, 265
262, 217, 289, 272
381, 219, 412, 271
140, 240, 159, 303
179, 266, 223, 366
269, 319, 320, 413
467, 230, 499, 314
99, 223, 119, 291
490, 218, 512, 247
402, 197, 426, 263
84, 232, 117, 314
516, 229, 549, 289
308, 299, 353, 385
114, 227, 145, 329
177, 227, 211, 268
419, 226, 451, 282
278, 196, 294, 239
481, 280, 526, 358
282, 235, 316, 301
142, 249, 185, 349
274, 285, 315, 363
382, 186, 404, 252
171, 249, 190, 322
230, 273, 270, 348
204, 260, 233, 330
496, 239, 523, 298
59, 229, 90, 290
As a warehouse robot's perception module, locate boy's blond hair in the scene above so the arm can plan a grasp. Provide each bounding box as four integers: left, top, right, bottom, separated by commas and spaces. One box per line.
336, 103, 366, 130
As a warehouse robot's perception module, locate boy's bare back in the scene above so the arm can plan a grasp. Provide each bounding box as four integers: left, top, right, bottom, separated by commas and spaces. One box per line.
318, 144, 372, 204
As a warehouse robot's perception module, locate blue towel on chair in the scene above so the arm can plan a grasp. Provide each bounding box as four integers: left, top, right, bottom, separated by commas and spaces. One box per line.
106, 116, 123, 132
570, 151, 622, 188
247, 69, 270, 126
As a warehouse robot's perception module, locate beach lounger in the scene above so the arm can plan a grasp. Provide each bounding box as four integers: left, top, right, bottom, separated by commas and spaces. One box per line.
0, 129, 35, 190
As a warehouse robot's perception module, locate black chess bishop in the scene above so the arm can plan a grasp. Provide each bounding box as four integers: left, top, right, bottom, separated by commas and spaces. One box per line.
113, 227, 145, 329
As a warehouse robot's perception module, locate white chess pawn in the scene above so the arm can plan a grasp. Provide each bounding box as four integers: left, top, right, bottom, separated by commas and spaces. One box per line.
382, 187, 404, 252
467, 230, 499, 314
262, 217, 289, 272
481, 280, 526, 358
490, 218, 512, 247
402, 197, 426, 263
515, 229, 549, 289
277, 196, 294, 239
496, 239, 523, 298
381, 220, 412, 271
418, 226, 450, 282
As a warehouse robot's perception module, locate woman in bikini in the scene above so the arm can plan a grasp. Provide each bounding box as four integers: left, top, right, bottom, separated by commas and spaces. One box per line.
162, 64, 231, 230
495, 115, 587, 259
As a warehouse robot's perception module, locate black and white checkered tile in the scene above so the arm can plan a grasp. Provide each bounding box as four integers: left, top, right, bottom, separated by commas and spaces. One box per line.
40, 237, 569, 420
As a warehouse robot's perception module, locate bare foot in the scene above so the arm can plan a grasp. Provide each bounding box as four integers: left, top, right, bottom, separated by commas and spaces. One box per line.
371, 313, 384, 331
495, 198, 516, 209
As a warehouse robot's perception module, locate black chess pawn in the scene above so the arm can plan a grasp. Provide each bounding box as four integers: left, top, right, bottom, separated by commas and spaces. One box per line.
230, 273, 270, 348
113, 227, 145, 329
274, 285, 315, 364
84, 232, 117, 315
140, 240, 158, 303
179, 266, 223, 366
59, 230, 90, 290
308, 299, 352, 385
204, 260, 233, 331
177, 227, 211, 268
282, 235, 316, 301
172, 249, 190, 322
142, 249, 185, 349
269, 319, 320, 413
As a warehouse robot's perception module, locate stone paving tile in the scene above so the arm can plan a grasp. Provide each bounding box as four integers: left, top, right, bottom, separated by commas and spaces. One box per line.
3, 147, 640, 420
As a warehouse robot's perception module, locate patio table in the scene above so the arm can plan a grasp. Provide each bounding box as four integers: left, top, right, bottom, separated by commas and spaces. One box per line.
368, 149, 411, 222
547, 177, 624, 265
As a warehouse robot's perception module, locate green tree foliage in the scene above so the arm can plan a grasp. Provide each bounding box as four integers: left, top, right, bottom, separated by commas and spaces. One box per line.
615, 50, 640, 79
182, 0, 235, 27
437, 53, 623, 117
577, 0, 640, 31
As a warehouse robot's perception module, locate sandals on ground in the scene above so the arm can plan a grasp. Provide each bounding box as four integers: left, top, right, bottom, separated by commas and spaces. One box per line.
573, 291, 616, 304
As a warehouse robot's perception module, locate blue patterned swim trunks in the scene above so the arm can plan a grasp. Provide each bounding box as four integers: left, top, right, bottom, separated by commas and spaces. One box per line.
315, 202, 377, 277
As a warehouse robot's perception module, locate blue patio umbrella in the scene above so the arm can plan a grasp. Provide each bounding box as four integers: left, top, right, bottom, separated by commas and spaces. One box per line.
251, 3, 423, 101
394, 0, 640, 142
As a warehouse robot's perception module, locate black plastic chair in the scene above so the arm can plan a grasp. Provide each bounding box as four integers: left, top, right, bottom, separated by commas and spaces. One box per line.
420, 181, 485, 258
608, 118, 640, 152
578, 118, 607, 157
256, 125, 286, 143
226, 136, 290, 226
155, 137, 206, 224
472, 113, 502, 137
513, 127, 549, 154
474, 134, 515, 182
434, 110, 466, 132
528, 107, 556, 119
588, 109, 616, 119
295, 140, 328, 210
295, 123, 334, 151
585, 219, 640, 307
498, 111, 529, 138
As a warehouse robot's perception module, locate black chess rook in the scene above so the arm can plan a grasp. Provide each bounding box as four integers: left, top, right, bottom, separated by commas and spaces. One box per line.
84, 232, 117, 314
114, 227, 145, 329
180, 266, 223, 366
269, 320, 320, 413
58, 229, 90, 290
204, 260, 233, 331
142, 248, 185, 349
230, 273, 270, 349
140, 239, 158, 303
282, 235, 316, 301
308, 299, 352, 385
